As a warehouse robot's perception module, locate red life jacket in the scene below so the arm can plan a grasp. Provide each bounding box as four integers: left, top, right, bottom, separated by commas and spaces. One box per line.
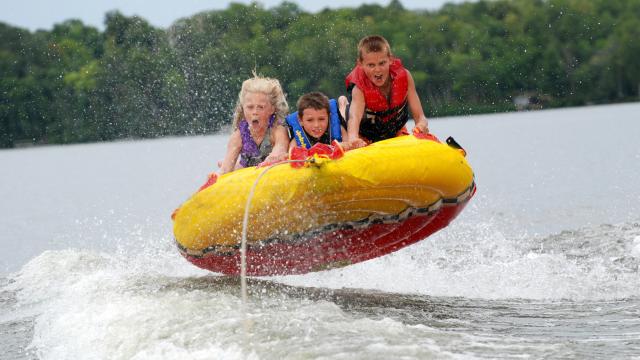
345, 58, 409, 142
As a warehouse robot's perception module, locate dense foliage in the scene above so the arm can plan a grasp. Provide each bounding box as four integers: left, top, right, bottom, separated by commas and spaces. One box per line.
1, 0, 639, 148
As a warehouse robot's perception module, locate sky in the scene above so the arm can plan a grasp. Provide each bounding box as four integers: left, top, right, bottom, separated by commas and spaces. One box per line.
1, 0, 470, 31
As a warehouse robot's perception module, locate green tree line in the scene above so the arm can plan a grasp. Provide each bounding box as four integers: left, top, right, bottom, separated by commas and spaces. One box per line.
1, 0, 639, 148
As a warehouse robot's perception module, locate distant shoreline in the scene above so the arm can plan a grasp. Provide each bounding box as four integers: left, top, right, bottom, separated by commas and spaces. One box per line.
3, 1, 639, 148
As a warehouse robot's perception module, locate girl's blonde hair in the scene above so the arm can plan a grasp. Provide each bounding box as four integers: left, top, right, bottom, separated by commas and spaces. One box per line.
232, 74, 289, 129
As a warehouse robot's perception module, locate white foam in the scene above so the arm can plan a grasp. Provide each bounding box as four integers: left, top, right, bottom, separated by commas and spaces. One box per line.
278, 220, 640, 301
631, 236, 640, 258
10, 249, 467, 359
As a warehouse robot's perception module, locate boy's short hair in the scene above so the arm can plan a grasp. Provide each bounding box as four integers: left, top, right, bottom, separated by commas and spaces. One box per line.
357, 35, 393, 61
297, 92, 330, 118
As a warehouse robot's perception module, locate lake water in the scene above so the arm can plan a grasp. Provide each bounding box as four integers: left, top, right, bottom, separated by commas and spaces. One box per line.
1, 102, 639, 359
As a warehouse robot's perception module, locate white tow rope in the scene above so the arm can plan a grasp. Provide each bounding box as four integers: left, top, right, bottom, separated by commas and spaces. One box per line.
240, 158, 316, 303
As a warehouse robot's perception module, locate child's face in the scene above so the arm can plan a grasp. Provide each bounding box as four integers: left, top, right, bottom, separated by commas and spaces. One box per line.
359, 50, 391, 88
243, 92, 274, 128
300, 108, 329, 139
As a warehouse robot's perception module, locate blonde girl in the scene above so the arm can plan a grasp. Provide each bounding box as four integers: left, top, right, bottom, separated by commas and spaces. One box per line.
218, 75, 290, 175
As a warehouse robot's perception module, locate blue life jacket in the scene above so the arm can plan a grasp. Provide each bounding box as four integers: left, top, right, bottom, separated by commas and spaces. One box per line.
286, 99, 342, 149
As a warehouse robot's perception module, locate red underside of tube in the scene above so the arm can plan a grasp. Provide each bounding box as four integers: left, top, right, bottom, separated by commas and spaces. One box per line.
181, 195, 473, 276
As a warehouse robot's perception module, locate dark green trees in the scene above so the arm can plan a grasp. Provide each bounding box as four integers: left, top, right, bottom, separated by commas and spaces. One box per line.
1, 0, 638, 148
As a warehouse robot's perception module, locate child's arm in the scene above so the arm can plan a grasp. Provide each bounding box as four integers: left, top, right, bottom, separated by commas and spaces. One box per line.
219, 130, 242, 175
406, 71, 429, 134
332, 126, 350, 150
340, 125, 348, 141
264, 125, 290, 163
345, 87, 368, 149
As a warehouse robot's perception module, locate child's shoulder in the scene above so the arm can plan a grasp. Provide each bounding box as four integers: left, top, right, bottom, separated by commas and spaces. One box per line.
227, 128, 242, 145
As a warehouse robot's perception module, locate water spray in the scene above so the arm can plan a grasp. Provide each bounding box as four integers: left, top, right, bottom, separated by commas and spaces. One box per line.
240, 158, 316, 303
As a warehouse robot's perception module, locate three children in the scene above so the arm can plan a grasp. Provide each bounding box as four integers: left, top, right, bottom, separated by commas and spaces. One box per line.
218, 35, 429, 173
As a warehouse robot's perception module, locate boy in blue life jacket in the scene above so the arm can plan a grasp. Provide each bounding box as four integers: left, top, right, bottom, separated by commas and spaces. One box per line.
286, 92, 347, 151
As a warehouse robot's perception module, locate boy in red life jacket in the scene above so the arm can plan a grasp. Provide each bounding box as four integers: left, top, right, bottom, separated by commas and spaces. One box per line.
343, 35, 430, 149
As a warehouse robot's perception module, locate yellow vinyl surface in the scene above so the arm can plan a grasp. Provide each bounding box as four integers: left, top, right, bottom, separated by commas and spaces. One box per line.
173, 135, 475, 251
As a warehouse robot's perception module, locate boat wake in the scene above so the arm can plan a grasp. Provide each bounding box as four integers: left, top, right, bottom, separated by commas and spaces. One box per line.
2, 220, 639, 359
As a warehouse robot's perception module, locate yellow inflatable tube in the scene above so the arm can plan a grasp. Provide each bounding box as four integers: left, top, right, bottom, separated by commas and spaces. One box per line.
173, 135, 475, 253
